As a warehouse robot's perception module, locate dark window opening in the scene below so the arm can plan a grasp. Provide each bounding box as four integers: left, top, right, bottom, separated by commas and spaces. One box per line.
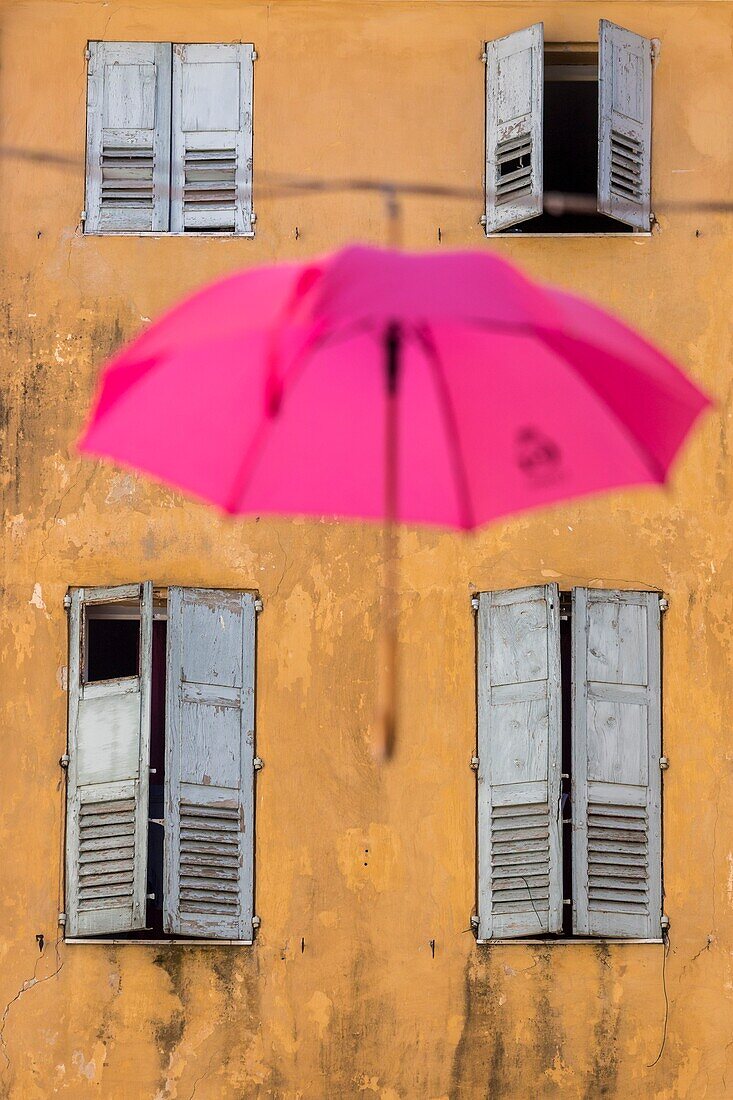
146, 619, 168, 937
559, 593, 573, 936
502, 50, 633, 235
85, 610, 139, 682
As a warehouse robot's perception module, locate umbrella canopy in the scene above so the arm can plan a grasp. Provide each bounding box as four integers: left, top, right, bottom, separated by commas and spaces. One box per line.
79, 246, 709, 529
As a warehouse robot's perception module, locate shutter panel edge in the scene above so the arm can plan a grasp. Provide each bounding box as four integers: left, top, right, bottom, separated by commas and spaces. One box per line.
597, 20, 652, 230
485, 23, 544, 234
65, 582, 152, 936
164, 588, 256, 940
572, 588, 662, 939
84, 42, 171, 234
171, 43, 254, 237
477, 584, 562, 940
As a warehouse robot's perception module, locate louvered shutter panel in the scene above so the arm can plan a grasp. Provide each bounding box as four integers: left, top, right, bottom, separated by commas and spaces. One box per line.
85, 42, 171, 233
170, 44, 254, 235
597, 21, 652, 229
572, 589, 662, 938
484, 24, 543, 233
477, 586, 562, 939
65, 583, 152, 936
164, 588, 256, 939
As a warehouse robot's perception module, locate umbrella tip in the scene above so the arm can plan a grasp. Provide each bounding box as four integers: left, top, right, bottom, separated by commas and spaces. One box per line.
371, 714, 397, 763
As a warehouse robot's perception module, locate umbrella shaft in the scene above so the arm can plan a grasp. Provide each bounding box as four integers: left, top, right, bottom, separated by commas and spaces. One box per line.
378, 323, 401, 760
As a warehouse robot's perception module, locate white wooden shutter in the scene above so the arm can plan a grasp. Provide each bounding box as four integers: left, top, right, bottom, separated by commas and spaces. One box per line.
597, 21, 652, 229
65, 583, 152, 936
164, 588, 256, 939
170, 43, 254, 235
477, 586, 562, 939
85, 42, 171, 233
572, 589, 662, 938
484, 24, 543, 233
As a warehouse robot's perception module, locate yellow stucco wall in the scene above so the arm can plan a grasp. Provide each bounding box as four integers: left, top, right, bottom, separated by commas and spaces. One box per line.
2, 1, 733, 1096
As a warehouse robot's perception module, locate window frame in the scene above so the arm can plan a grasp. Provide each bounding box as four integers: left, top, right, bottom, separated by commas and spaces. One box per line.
63, 584, 260, 946
473, 585, 665, 945
483, 25, 654, 238
83, 41, 256, 239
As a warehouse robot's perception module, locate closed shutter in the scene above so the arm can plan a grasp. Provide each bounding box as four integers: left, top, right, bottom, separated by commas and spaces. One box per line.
484, 24, 543, 233
65, 583, 153, 936
477, 586, 562, 939
597, 21, 652, 230
170, 44, 254, 235
85, 42, 171, 233
164, 588, 256, 939
572, 589, 662, 938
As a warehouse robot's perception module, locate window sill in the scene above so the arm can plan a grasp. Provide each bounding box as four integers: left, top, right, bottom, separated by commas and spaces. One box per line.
65, 937, 254, 946
82, 231, 256, 239
477, 937, 663, 945
485, 232, 652, 239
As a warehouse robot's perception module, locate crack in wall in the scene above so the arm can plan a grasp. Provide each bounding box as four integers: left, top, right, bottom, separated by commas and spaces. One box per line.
0, 937, 64, 1090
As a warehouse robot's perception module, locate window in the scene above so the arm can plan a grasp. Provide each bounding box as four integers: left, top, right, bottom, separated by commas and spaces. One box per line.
475, 586, 662, 941
84, 42, 254, 235
64, 583, 258, 942
484, 21, 652, 234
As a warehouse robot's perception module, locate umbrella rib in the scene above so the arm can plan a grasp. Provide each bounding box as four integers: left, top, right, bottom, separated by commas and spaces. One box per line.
413, 324, 476, 531
224, 319, 377, 513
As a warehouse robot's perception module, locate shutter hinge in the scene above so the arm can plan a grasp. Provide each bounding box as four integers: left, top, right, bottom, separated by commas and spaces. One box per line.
84, 47, 91, 60
479, 214, 488, 227
252, 49, 258, 61
659, 597, 669, 613
254, 596, 263, 613
470, 914, 480, 931
253, 756, 264, 771
470, 594, 480, 612
80, 210, 87, 224
250, 211, 257, 225
59, 753, 70, 769
469, 755, 479, 771
58, 912, 67, 927
63, 594, 72, 610
252, 914, 261, 931
659, 755, 669, 770
660, 914, 670, 932
480, 50, 488, 63
650, 38, 661, 67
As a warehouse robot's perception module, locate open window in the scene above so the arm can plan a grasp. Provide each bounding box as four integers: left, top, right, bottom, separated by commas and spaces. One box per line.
475, 586, 663, 941
65, 585, 258, 942
484, 21, 652, 234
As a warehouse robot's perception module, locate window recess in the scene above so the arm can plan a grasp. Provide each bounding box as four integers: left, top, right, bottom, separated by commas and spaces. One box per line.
84, 42, 254, 236
475, 586, 663, 942
65, 585, 258, 943
484, 21, 652, 234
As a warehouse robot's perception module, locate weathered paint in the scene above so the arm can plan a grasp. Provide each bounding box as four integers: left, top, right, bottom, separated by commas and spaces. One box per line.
1, 1, 732, 1096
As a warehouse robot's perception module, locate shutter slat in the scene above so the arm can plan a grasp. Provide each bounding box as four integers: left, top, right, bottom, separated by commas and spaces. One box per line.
477, 586, 563, 939
597, 21, 652, 229
170, 44, 254, 235
572, 589, 662, 938
485, 24, 543, 232
85, 43, 171, 232
65, 583, 153, 936
164, 588, 256, 939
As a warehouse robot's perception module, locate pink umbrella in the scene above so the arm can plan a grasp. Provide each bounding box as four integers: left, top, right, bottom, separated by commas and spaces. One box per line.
79, 245, 710, 753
